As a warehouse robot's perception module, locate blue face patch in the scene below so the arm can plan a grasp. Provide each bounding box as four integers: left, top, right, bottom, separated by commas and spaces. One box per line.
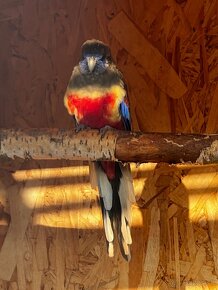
79, 58, 89, 74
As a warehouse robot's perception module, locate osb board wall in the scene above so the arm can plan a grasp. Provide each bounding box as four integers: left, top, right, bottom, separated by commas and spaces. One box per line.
0, 0, 218, 289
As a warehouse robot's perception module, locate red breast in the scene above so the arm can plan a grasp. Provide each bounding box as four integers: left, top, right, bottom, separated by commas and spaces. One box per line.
67, 93, 124, 129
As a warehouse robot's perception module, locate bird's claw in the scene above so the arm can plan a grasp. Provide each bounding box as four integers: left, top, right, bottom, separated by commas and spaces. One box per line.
100, 125, 113, 138
75, 124, 90, 132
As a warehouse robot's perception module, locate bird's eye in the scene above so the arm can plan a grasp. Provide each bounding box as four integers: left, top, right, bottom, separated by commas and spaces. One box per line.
95, 54, 104, 61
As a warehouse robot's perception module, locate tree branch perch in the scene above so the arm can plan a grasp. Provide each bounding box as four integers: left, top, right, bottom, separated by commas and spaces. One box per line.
0, 128, 218, 164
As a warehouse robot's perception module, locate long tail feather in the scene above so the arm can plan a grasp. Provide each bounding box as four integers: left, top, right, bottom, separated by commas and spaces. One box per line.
94, 161, 135, 260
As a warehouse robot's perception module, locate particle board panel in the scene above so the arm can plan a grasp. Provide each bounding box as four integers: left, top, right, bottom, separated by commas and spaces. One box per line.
0, 0, 218, 289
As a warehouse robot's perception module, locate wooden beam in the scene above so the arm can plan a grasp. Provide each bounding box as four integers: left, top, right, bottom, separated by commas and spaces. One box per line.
0, 128, 218, 164
108, 11, 187, 99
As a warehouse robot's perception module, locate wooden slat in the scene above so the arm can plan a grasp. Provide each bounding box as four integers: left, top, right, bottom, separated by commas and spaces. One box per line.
206, 196, 218, 276
108, 11, 187, 99
173, 217, 181, 290
206, 84, 218, 133
138, 205, 160, 288
0, 176, 40, 280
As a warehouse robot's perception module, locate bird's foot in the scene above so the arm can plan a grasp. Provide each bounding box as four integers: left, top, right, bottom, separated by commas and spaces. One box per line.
100, 125, 114, 138
75, 124, 90, 133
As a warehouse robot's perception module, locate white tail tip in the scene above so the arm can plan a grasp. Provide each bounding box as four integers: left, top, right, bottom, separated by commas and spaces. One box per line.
108, 242, 114, 257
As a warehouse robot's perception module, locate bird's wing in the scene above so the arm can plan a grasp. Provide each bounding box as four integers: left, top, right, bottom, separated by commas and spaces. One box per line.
119, 98, 131, 131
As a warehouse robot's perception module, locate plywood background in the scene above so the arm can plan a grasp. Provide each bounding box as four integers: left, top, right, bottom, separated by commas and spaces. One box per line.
0, 0, 218, 289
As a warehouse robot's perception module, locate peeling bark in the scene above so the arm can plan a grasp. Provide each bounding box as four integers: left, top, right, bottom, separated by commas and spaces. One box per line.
0, 128, 218, 164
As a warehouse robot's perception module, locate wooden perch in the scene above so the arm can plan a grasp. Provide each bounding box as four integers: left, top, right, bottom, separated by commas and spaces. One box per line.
0, 128, 218, 164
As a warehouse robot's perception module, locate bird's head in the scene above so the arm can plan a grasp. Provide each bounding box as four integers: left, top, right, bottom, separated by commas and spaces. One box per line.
79, 39, 112, 74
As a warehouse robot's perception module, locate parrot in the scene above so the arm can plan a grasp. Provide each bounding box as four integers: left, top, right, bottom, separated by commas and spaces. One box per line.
64, 39, 135, 261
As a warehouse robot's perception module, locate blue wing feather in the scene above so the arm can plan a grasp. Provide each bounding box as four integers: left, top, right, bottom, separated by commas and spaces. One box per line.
120, 101, 131, 131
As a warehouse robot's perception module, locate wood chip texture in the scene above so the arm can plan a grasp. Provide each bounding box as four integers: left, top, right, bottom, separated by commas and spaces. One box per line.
0, 0, 218, 289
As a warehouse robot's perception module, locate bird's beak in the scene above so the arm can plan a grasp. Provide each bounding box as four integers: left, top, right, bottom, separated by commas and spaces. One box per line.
87, 56, 97, 72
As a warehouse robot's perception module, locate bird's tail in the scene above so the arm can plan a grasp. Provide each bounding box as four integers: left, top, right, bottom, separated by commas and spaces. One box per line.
93, 161, 135, 261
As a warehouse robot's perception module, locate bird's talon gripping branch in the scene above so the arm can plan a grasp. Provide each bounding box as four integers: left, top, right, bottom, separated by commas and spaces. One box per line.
100, 125, 114, 138
75, 124, 90, 133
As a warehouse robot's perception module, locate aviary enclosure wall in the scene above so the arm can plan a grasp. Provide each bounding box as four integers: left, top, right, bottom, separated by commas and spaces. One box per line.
0, 0, 218, 289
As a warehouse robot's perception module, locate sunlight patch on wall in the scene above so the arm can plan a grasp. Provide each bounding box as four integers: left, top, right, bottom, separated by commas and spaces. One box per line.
186, 171, 218, 222
11, 166, 90, 181
11, 165, 145, 229
33, 204, 144, 229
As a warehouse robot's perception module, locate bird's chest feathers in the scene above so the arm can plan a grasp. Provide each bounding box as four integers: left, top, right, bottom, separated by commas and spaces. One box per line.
65, 85, 125, 128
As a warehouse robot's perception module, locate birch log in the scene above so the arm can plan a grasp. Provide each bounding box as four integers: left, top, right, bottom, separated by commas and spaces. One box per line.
0, 128, 218, 164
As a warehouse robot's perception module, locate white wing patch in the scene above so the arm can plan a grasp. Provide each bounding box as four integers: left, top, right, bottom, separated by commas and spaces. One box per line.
119, 164, 135, 223
104, 210, 114, 243
119, 164, 135, 248
94, 163, 113, 211
94, 163, 115, 256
